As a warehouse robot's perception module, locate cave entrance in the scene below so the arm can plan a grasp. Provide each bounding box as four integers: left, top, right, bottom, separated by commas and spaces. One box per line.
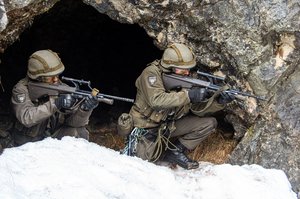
0, 0, 236, 159
0, 0, 162, 122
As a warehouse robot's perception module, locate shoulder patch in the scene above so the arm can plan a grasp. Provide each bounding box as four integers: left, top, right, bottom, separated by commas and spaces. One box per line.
148, 76, 157, 86
15, 93, 26, 103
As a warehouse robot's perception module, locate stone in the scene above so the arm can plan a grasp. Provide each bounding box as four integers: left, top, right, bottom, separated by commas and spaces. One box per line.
0, 0, 299, 194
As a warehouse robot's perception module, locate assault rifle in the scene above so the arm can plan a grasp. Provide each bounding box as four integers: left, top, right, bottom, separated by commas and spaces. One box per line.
28, 76, 134, 105
162, 71, 266, 101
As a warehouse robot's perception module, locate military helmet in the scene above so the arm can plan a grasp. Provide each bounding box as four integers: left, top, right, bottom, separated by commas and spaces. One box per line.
160, 43, 196, 69
27, 49, 65, 79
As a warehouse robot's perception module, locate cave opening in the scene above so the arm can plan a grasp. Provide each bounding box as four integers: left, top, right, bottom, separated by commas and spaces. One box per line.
0, 0, 162, 122
0, 0, 236, 158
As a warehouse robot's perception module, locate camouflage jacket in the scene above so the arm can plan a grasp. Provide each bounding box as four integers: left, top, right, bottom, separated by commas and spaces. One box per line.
129, 60, 226, 130
130, 60, 192, 129
11, 77, 92, 139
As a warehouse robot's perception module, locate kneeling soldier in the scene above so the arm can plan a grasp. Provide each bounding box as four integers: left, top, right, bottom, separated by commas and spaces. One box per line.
121, 43, 231, 169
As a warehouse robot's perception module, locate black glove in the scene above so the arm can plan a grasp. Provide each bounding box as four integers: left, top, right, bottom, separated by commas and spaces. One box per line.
218, 92, 234, 104
81, 95, 99, 111
188, 88, 207, 103
55, 94, 76, 110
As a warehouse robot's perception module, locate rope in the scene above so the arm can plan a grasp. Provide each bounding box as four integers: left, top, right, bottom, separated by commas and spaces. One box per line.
147, 125, 178, 162
122, 123, 179, 162
122, 127, 147, 156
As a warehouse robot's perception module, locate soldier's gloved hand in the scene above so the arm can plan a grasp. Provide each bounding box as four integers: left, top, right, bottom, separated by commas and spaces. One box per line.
218, 92, 234, 104
188, 88, 207, 103
55, 94, 76, 110
81, 95, 99, 111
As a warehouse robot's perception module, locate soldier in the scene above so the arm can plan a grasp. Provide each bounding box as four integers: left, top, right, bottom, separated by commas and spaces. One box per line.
125, 43, 232, 169
10, 49, 99, 146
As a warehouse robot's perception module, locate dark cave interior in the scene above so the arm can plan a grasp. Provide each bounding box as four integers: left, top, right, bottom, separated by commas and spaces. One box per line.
0, 0, 162, 121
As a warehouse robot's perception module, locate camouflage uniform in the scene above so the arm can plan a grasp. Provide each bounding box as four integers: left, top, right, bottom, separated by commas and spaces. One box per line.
10, 77, 92, 146
123, 43, 228, 169
130, 60, 218, 154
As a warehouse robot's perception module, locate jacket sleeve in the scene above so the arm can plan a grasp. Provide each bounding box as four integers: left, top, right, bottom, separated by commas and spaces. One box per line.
11, 81, 58, 128
64, 108, 92, 127
136, 66, 190, 110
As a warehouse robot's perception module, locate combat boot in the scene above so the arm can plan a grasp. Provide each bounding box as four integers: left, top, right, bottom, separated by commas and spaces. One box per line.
163, 141, 199, 170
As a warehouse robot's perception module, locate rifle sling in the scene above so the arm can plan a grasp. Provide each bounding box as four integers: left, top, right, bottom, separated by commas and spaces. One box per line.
192, 85, 229, 115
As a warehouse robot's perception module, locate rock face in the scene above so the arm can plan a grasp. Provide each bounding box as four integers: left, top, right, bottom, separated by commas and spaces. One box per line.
1, 0, 299, 193
0, 0, 8, 32
0, 0, 59, 52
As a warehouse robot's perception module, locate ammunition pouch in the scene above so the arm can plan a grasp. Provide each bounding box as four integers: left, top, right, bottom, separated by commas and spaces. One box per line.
138, 100, 169, 123
130, 99, 170, 128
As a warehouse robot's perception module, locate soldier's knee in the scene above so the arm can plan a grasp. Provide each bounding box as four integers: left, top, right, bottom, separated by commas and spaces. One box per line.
56, 127, 89, 140
56, 128, 75, 139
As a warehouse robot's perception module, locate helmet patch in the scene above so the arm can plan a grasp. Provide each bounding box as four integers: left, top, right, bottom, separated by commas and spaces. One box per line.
148, 76, 157, 86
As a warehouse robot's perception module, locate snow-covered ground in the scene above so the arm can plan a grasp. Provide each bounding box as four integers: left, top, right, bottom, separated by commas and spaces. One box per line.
0, 137, 297, 199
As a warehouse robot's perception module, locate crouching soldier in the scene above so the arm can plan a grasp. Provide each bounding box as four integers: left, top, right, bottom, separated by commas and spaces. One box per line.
119, 43, 232, 169
10, 50, 99, 146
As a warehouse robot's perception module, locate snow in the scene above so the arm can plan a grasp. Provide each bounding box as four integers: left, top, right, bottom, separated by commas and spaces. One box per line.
0, 137, 297, 199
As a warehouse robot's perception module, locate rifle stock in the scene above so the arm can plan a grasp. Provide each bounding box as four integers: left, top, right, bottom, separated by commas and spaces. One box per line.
162, 73, 265, 101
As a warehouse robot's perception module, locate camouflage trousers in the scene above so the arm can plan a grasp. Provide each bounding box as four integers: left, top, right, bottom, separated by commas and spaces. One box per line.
134, 114, 217, 161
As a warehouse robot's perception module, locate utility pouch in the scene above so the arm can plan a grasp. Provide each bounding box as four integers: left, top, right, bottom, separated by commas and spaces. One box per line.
135, 99, 169, 123
149, 110, 169, 123
117, 113, 133, 136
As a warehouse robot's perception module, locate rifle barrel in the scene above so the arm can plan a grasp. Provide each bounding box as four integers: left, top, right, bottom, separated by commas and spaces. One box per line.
62, 76, 91, 85
225, 90, 266, 100
98, 93, 135, 103
197, 71, 225, 81
62, 76, 135, 103
163, 73, 266, 101
76, 89, 134, 103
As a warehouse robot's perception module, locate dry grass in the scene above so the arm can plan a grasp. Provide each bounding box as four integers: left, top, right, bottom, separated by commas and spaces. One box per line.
89, 125, 125, 151
189, 131, 238, 164
89, 125, 237, 164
